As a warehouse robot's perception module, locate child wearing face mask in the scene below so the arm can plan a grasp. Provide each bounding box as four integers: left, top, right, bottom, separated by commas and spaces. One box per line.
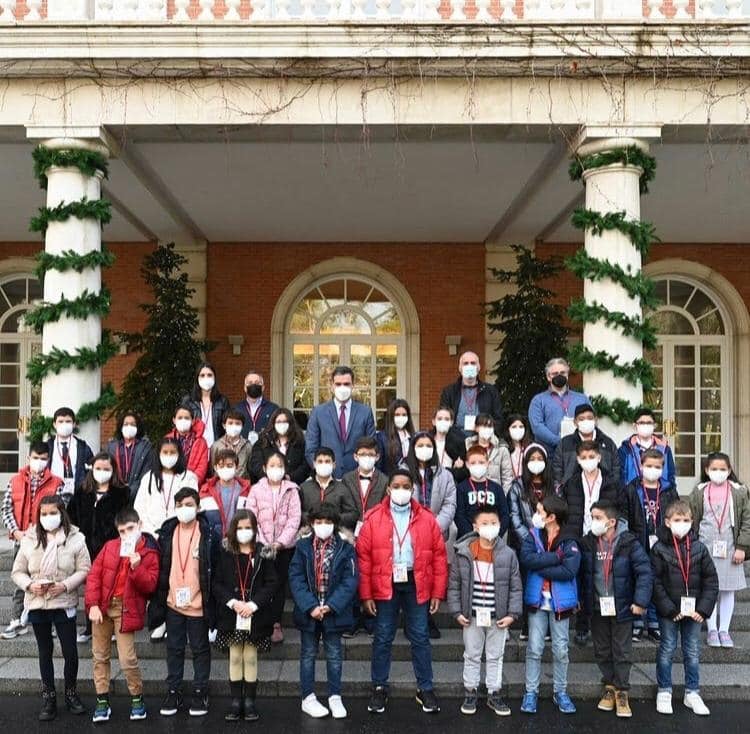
578, 501, 652, 718
454, 446, 510, 539
212, 509, 279, 723
341, 437, 388, 535
464, 414, 513, 491
375, 400, 416, 475
289, 504, 358, 719
650, 500, 718, 717
502, 414, 532, 480
448, 507, 522, 717
618, 407, 676, 491
199, 449, 251, 538
210, 410, 252, 480
299, 447, 357, 530
687, 452, 750, 648
85, 508, 159, 723
249, 408, 309, 485
165, 405, 209, 485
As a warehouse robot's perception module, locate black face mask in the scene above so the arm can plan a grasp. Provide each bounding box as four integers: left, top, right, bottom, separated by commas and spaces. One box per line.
551, 374, 568, 389
246, 384, 263, 399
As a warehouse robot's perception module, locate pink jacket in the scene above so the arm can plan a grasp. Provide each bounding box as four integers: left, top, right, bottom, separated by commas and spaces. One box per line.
246, 478, 301, 549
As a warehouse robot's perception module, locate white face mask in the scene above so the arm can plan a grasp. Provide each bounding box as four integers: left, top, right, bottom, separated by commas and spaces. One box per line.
274, 421, 290, 436
434, 419, 452, 435
313, 523, 335, 540
477, 524, 500, 541
670, 521, 692, 539
478, 427, 495, 441
468, 463, 488, 480
224, 423, 243, 438
578, 458, 599, 474
315, 462, 334, 478
40, 513, 62, 532
461, 364, 478, 380
708, 469, 730, 485
642, 466, 662, 483
333, 385, 352, 403
577, 419, 596, 435
198, 377, 215, 392
55, 422, 74, 438
93, 469, 113, 484
160, 453, 179, 470
266, 466, 285, 483
532, 513, 546, 529
509, 426, 525, 442
121, 424, 138, 440
175, 506, 197, 524
415, 446, 434, 463
29, 458, 47, 474
527, 460, 546, 476
357, 456, 377, 473
590, 519, 609, 537
216, 466, 236, 482
393, 415, 409, 430
390, 488, 412, 506
636, 423, 655, 440
236, 528, 254, 544
175, 418, 192, 434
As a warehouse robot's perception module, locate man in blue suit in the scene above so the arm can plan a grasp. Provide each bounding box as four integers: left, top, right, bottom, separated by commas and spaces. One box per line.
305, 366, 376, 479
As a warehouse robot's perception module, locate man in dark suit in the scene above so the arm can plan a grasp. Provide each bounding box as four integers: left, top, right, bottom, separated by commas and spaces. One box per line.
45, 406, 94, 504
232, 370, 279, 444
304, 366, 376, 479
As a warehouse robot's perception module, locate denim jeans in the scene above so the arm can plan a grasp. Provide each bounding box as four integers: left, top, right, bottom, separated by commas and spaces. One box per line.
657, 616, 701, 694
300, 624, 343, 698
165, 608, 211, 692
525, 609, 570, 695
371, 578, 433, 691
634, 601, 659, 630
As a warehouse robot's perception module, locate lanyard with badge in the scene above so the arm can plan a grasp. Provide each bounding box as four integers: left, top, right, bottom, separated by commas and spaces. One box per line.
553, 392, 575, 438
219, 484, 240, 537
355, 475, 374, 538
57, 438, 75, 497
235, 553, 254, 630
673, 534, 696, 617
473, 555, 493, 627
314, 537, 332, 604
119, 440, 136, 481
462, 387, 478, 431
469, 478, 490, 506
511, 448, 523, 478
174, 522, 198, 608
246, 402, 261, 445
393, 514, 411, 583
708, 482, 730, 559
597, 537, 616, 616
644, 482, 661, 548
162, 474, 177, 513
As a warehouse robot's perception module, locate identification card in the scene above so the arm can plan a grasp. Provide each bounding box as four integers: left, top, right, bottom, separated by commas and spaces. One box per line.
649, 534, 658, 549
463, 415, 476, 432
120, 535, 137, 557
236, 613, 252, 631
248, 431, 259, 445
192, 546, 200, 559
600, 596, 616, 617
175, 586, 191, 608
475, 608, 492, 627
560, 416, 576, 438
681, 596, 696, 616
393, 563, 408, 583
355, 520, 363, 537
712, 540, 728, 559
63, 477, 75, 497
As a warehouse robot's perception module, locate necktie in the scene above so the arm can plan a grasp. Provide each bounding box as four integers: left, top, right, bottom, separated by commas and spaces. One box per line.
61, 442, 72, 478
339, 404, 347, 442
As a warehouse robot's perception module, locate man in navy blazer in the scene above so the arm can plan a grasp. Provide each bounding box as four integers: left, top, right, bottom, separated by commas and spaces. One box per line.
232, 370, 279, 444
304, 366, 376, 479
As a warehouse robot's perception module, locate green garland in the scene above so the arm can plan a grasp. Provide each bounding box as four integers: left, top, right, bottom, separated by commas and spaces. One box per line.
23, 289, 112, 333
35, 248, 115, 278
26, 333, 118, 385
30, 198, 112, 234
567, 344, 656, 391
567, 299, 658, 349
569, 145, 657, 194
589, 396, 643, 425
570, 209, 659, 258
32, 147, 109, 190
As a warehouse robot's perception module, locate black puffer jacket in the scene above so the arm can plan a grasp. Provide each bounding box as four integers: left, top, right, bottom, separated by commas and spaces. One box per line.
551, 429, 621, 487
650, 526, 718, 620
68, 483, 130, 560
623, 480, 679, 553
558, 471, 623, 539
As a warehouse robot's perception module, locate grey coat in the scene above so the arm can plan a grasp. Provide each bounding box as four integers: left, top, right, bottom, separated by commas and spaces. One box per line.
447, 532, 523, 621
403, 464, 456, 538
106, 438, 153, 500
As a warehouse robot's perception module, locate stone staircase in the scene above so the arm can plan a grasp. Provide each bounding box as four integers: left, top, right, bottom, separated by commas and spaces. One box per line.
0, 547, 748, 701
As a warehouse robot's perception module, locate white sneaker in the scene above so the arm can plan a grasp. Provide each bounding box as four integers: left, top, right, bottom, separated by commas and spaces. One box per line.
301, 694, 329, 718
151, 623, 167, 641
1, 619, 26, 640
656, 691, 673, 715
208, 628, 217, 644
328, 695, 347, 719
684, 692, 710, 716
76, 629, 92, 644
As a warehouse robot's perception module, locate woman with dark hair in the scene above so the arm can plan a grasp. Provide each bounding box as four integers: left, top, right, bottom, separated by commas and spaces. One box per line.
181, 362, 231, 448
11, 495, 91, 721
212, 509, 279, 722
376, 399, 416, 475
502, 413, 533, 480
249, 408, 309, 485
106, 411, 152, 501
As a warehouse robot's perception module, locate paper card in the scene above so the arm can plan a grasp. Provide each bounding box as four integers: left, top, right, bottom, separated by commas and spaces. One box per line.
560, 417, 576, 438
463, 415, 476, 432
63, 478, 75, 497
120, 536, 137, 557
175, 587, 191, 608
475, 608, 492, 627
393, 563, 408, 583
192, 546, 200, 559
712, 540, 728, 559
236, 614, 252, 631
681, 596, 696, 616
355, 520, 363, 538
248, 431, 259, 445
649, 534, 658, 549
600, 596, 616, 617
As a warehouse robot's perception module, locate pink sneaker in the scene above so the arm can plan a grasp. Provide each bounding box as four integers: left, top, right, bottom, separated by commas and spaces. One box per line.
707, 630, 720, 647
719, 632, 734, 648
271, 623, 284, 644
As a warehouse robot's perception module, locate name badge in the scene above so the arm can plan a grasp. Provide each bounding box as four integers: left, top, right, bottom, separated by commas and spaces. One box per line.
649, 534, 658, 549
600, 596, 616, 617
63, 477, 75, 497
560, 416, 576, 438
248, 431, 259, 445
355, 520, 363, 538
712, 540, 728, 559
236, 614, 252, 631
175, 586, 191, 608
463, 415, 476, 432
680, 596, 696, 616
393, 563, 408, 583
475, 608, 492, 628
120, 536, 137, 557
192, 546, 200, 559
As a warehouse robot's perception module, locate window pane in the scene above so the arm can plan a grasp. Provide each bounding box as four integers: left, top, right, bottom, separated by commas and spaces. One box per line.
674, 411, 695, 433
376, 365, 397, 388
376, 388, 397, 413
376, 344, 398, 364
344, 279, 373, 305
700, 366, 721, 388
27, 279, 41, 302
0, 386, 19, 404
668, 280, 694, 309
653, 279, 667, 302
318, 280, 346, 302
0, 364, 19, 384
350, 345, 372, 394
0, 279, 27, 307
644, 389, 663, 412
651, 310, 693, 335
700, 413, 721, 433
363, 289, 390, 320
0, 454, 18, 473
0, 410, 18, 430
0, 312, 23, 334
701, 345, 721, 365
701, 434, 722, 454
374, 309, 402, 335
0, 343, 19, 363
697, 310, 724, 335
700, 389, 721, 411
674, 346, 695, 365
674, 389, 695, 411
685, 288, 718, 322
675, 456, 695, 476
674, 433, 695, 456
317, 345, 340, 392
320, 309, 370, 335
0, 431, 18, 452
674, 367, 695, 388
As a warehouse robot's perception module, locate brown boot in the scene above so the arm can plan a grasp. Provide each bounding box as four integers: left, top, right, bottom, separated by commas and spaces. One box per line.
597, 685, 616, 712
615, 690, 632, 718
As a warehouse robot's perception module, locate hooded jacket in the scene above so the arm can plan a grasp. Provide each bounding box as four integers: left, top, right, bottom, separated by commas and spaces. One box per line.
618, 434, 676, 491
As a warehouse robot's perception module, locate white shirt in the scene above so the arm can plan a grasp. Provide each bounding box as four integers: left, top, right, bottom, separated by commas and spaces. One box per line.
435, 437, 453, 468
134, 469, 199, 536
398, 430, 411, 458
581, 470, 603, 534
200, 400, 215, 446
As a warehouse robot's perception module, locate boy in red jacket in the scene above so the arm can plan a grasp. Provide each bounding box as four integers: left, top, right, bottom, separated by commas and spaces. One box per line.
85, 508, 160, 723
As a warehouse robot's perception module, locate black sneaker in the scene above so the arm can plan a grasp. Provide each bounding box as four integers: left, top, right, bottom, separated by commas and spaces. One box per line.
416, 689, 440, 714
367, 685, 387, 714
647, 628, 661, 642
189, 690, 209, 717
632, 627, 643, 642
65, 689, 87, 715
428, 617, 441, 640
341, 628, 357, 639
575, 630, 590, 647
461, 688, 478, 715
487, 691, 511, 716
160, 690, 182, 717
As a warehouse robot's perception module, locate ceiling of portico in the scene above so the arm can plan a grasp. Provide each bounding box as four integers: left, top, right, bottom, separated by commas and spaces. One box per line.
1, 124, 749, 245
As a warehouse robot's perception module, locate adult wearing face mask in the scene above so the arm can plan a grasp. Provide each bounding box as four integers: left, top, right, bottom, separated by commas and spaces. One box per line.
429, 407, 467, 482
249, 408, 309, 485
233, 372, 279, 445
528, 358, 589, 458
618, 408, 677, 491
551, 404, 620, 487
439, 351, 503, 439
181, 362, 231, 449
357, 470, 448, 715
304, 366, 376, 479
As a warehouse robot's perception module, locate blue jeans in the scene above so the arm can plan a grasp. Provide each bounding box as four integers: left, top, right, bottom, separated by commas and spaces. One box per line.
300, 624, 343, 698
525, 609, 570, 695
657, 617, 701, 694
371, 578, 433, 691
634, 601, 659, 630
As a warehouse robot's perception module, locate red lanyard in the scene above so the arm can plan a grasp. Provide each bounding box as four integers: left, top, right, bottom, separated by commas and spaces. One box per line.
314, 538, 332, 593
598, 537, 615, 593
512, 448, 523, 478
584, 471, 601, 503
707, 482, 730, 533
469, 478, 489, 497
180, 432, 195, 459
473, 549, 493, 596
672, 534, 691, 595
318, 481, 330, 505
551, 391, 570, 415
359, 475, 374, 513
163, 473, 177, 512
462, 387, 477, 412
246, 401, 261, 431
56, 439, 72, 471
176, 522, 198, 576
393, 512, 412, 561
236, 553, 253, 601
119, 440, 135, 480
218, 484, 240, 536
643, 482, 661, 524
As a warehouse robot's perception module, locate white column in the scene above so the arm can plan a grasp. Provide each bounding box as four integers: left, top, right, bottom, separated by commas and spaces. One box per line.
173, 240, 208, 339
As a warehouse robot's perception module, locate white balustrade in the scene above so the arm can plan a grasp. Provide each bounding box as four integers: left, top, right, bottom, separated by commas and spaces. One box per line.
524, 0, 540, 18
696, 0, 715, 16
26, 0, 41, 18
173, 0, 189, 18
646, 0, 664, 19
475, 0, 491, 21
274, 0, 290, 18
726, 0, 743, 17
375, 0, 390, 19
400, 0, 416, 19
451, 0, 466, 20
224, 0, 240, 18
197, 0, 213, 19
250, 0, 267, 19
0, 0, 14, 22
500, 0, 515, 19
673, 0, 690, 18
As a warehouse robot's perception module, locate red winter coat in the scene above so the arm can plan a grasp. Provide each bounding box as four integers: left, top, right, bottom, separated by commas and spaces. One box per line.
165, 419, 209, 485
84, 534, 160, 633
357, 497, 448, 604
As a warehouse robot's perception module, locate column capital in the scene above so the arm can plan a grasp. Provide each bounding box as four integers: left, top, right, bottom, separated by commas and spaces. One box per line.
574, 124, 662, 158
25, 125, 115, 158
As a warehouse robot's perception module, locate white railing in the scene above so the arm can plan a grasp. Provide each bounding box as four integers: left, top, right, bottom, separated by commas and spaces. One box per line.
0, 0, 747, 23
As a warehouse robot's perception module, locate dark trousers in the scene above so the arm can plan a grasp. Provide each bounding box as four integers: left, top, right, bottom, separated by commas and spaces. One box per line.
270, 548, 294, 626
165, 608, 211, 692
591, 613, 633, 690
31, 610, 78, 690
